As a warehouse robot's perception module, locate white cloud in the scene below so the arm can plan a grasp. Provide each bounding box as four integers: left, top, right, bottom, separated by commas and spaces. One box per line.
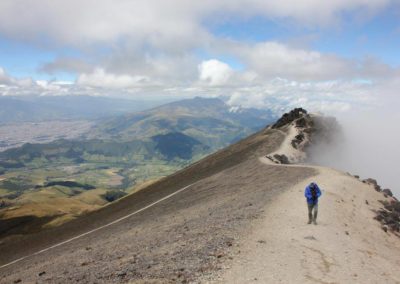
0, 64, 379, 115
0, 1, 392, 48
39, 57, 93, 74
0, 0, 209, 48
0, 67, 11, 85
0, 0, 396, 87
222, 41, 400, 81
237, 42, 352, 80
198, 59, 233, 86
225, 78, 376, 114
77, 68, 150, 88
103, 49, 199, 85
0, 67, 35, 87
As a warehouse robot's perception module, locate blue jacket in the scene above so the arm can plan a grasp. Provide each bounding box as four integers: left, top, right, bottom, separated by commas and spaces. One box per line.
304, 183, 322, 204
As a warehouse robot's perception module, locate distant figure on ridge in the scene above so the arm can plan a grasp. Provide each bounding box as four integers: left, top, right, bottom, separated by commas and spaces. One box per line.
304, 182, 322, 225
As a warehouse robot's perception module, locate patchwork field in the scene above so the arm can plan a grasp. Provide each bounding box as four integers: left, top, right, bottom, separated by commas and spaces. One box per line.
0, 157, 191, 234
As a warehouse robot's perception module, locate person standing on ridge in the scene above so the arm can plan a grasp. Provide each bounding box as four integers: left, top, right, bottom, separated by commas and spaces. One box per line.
304, 182, 322, 225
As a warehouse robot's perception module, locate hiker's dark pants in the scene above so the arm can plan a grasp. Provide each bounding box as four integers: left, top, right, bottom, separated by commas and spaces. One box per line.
307, 203, 318, 221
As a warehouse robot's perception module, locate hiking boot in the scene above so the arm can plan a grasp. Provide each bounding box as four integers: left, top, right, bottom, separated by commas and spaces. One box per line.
307, 220, 312, 224
313, 220, 317, 225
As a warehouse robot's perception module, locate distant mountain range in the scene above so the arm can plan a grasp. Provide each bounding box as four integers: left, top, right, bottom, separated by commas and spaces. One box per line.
88, 96, 275, 149
0, 97, 276, 169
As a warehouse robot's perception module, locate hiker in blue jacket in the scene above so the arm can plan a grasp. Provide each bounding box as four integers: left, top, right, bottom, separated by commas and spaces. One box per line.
304, 182, 322, 225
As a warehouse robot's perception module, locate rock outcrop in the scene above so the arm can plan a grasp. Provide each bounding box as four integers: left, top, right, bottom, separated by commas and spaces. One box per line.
272, 154, 290, 164
375, 199, 400, 235
272, 108, 308, 129
265, 108, 313, 164
266, 108, 340, 165
363, 177, 399, 236
363, 178, 382, 192
382, 188, 393, 197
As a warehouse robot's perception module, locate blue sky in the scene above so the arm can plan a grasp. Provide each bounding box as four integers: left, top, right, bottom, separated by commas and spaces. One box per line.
208, 7, 400, 66
0, 37, 79, 81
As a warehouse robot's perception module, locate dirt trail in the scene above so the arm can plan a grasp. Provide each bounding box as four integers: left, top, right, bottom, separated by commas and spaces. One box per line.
218, 158, 400, 283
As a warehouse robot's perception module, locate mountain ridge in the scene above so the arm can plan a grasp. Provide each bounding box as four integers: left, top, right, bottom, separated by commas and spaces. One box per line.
87, 97, 275, 148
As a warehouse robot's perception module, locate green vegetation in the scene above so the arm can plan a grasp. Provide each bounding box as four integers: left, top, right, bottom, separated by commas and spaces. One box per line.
42, 181, 96, 190
0, 131, 210, 204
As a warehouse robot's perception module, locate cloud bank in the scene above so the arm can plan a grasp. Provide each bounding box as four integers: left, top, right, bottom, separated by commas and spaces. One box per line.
309, 110, 400, 197
0, 0, 392, 46
0, 0, 398, 115
0, 0, 397, 82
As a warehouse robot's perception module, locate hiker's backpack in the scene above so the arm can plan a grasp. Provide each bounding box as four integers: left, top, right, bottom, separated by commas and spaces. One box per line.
310, 186, 317, 201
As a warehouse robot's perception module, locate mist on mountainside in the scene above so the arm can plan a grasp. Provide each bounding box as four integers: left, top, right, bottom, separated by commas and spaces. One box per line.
308, 111, 400, 198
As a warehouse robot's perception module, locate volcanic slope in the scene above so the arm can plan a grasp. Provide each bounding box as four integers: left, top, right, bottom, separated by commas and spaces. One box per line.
1, 110, 399, 283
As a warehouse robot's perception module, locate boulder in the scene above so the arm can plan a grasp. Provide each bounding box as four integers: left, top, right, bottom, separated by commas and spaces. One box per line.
295, 117, 308, 128
273, 154, 290, 164
363, 178, 378, 186
375, 199, 400, 235
291, 133, 305, 149
382, 189, 393, 197
363, 177, 382, 191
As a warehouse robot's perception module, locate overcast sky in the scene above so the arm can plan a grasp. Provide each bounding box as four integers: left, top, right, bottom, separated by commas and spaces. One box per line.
0, 0, 399, 113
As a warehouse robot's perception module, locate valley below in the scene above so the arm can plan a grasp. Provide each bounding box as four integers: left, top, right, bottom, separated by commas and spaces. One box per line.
0, 120, 94, 152
0, 97, 275, 237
